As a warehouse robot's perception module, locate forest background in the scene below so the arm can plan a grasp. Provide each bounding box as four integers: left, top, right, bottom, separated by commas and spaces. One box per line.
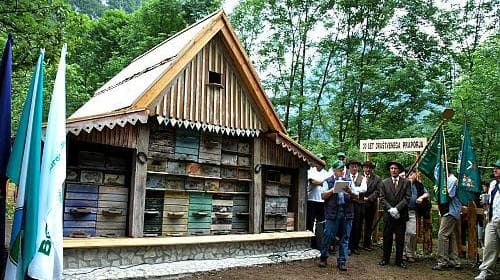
0, 0, 498, 184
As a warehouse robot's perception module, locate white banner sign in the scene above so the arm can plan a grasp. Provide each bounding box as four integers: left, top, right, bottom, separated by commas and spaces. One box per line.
360, 137, 427, 153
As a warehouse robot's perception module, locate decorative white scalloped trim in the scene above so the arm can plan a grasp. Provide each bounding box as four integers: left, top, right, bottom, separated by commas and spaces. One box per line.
67, 111, 149, 136
274, 133, 319, 167
157, 117, 261, 137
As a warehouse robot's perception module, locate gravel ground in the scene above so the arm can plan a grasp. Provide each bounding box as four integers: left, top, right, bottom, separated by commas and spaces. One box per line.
179, 247, 480, 280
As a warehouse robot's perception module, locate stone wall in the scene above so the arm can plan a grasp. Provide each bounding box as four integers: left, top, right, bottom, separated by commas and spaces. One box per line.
64, 238, 310, 269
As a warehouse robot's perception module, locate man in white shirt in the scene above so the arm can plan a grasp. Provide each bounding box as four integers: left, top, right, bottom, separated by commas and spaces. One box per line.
307, 154, 333, 248
348, 159, 364, 255
475, 160, 500, 280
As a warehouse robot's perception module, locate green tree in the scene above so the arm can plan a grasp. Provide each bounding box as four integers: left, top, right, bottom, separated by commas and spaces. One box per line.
449, 35, 499, 171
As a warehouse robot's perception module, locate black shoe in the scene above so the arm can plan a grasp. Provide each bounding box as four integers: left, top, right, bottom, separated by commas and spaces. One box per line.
378, 260, 389, 266
396, 262, 407, 269
452, 264, 462, 270
337, 263, 347, 271
319, 259, 327, 268
329, 245, 336, 254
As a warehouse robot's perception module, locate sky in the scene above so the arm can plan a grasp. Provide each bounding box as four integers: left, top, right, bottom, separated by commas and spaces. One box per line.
223, 0, 239, 13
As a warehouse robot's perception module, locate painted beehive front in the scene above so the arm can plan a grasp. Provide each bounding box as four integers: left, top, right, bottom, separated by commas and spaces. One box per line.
175, 129, 200, 161
148, 126, 175, 159
63, 182, 98, 238
199, 133, 222, 165
144, 190, 164, 237
263, 170, 290, 232
97, 184, 128, 237
211, 194, 233, 234
64, 149, 131, 238
232, 194, 249, 233
162, 192, 189, 237
188, 193, 212, 236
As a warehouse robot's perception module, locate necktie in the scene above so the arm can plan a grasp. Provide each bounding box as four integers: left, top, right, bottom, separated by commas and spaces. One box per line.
393, 178, 398, 192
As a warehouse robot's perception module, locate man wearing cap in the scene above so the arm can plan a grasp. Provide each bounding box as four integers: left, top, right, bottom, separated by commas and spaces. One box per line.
318, 160, 356, 271
378, 161, 411, 269
307, 154, 333, 248
337, 152, 349, 177
347, 159, 364, 255
432, 171, 462, 271
361, 161, 382, 251
474, 160, 500, 280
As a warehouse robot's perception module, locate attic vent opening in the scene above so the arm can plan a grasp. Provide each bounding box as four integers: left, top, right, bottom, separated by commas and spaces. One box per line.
207, 71, 224, 88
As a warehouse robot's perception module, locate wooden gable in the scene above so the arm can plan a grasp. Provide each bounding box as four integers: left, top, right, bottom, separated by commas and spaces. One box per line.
151, 34, 266, 134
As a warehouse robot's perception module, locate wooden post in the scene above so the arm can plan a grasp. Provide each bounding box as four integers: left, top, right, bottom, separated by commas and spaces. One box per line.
297, 166, 308, 231
467, 202, 477, 259
249, 137, 262, 233
416, 212, 423, 243
423, 216, 433, 254
128, 124, 150, 237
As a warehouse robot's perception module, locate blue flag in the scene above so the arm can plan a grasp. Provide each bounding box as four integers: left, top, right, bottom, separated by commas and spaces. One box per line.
0, 34, 13, 272
4, 50, 44, 280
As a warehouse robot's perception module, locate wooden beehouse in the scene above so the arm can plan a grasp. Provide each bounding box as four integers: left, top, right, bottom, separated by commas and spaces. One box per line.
64, 10, 323, 241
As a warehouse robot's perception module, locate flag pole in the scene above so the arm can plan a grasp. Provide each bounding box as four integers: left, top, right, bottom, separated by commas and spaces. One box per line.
406, 108, 454, 175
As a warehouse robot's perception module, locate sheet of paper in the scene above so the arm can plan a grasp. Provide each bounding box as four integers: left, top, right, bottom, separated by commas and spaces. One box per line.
332, 180, 350, 193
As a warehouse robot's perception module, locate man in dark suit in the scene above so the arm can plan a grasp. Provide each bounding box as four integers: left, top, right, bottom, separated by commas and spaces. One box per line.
378, 161, 411, 269
361, 161, 381, 251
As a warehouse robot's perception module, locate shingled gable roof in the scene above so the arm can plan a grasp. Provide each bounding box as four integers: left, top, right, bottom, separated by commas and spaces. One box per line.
68, 10, 284, 133
67, 9, 324, 167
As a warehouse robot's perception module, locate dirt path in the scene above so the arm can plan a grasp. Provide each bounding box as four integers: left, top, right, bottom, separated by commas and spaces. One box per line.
180, 248, 477, 280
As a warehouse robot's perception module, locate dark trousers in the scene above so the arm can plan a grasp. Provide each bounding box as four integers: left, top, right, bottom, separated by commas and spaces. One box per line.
307, 201, 325, 248
382, 215, 406, 264
349, 202, 363, 250
363, 202, 376, 248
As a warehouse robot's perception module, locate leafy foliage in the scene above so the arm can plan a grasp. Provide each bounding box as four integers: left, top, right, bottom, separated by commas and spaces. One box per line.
0, 0, 222, 129
230, 0, 499, 175
0, 0, 497, 179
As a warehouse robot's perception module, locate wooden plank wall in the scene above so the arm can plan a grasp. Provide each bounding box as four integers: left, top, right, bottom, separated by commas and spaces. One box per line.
153, 34, 265, 132
260, 137, 302, 169
69, 125, 138, 149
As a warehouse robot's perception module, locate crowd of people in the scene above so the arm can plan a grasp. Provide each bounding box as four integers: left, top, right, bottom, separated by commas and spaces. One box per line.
307, 154, 499, 279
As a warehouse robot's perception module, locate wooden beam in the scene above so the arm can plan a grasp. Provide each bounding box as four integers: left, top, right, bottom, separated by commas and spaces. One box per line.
128, 124, 150, 237
296, 166, 308, 231
250, 137, 262, 233
63, 231, 314, 249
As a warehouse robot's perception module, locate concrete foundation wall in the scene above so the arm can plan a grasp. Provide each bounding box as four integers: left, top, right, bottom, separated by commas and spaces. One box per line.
64, 237, 310, 269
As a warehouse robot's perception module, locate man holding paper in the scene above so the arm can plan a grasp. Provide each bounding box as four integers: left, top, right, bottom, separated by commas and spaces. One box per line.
318, 160, 357, 271
378, 161, 411, 269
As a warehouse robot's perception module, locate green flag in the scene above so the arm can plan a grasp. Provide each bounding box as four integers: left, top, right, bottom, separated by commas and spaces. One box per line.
418, 127, 449, 204
457, 122, 481, 204
5, 50, 44, 280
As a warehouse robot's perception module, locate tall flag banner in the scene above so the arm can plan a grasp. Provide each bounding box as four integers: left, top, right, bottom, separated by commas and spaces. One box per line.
28, 44, 66, 280
4, 50, 44, 280
418, 127, 449, 204
0, 34, 13, 272
456, 122, 481, 204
